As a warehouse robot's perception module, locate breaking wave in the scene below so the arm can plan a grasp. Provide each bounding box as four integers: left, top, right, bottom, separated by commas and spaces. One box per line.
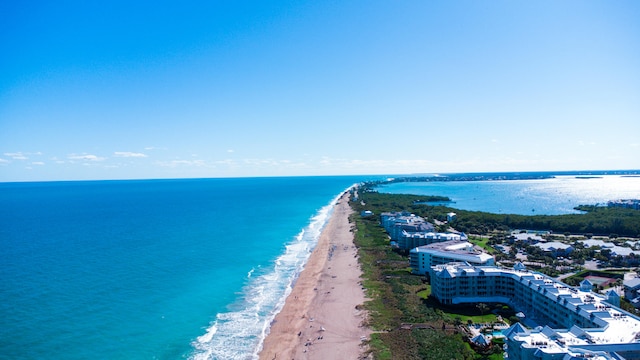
189, 191, 346, 360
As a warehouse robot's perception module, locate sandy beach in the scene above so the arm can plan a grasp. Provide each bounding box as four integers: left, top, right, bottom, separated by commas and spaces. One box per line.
259, 192, 370, 360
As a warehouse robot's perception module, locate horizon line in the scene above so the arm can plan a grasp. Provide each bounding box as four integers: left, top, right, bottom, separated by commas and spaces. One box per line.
1, 169, 639, 184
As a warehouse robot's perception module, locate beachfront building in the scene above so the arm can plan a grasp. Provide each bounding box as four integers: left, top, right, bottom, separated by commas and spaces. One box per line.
409, 240, 494, 275
398, 230, 467, 250
380, 212, 435, 242
381, 211, 416, 231
430, 263, 640, 359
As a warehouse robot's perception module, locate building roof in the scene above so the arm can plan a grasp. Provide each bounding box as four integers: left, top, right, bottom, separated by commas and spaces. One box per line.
431, 263, 640, 358
403, 231, 466, 241
605, 289, 619, 298
411, 240, 493, 264
624, 277, 640, 290
503, 323, 528, 338
471, 334, 490, 346
511, 232, 544, 242
535, 241, 573, 252
513, 262, 526, 271
581, 239, 614, 248
580, 239, 639, 257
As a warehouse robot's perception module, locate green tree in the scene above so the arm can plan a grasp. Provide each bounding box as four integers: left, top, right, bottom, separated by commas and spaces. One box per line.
477, 303, 489, 323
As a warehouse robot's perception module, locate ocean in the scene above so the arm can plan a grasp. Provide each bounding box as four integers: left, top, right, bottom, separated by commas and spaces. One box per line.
0, 176, 366, 360
2, 174, 639, 359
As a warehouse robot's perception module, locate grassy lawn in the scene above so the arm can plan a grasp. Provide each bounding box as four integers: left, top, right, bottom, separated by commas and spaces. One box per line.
468, 236, 498, 254
416, 286, 431, 299
440, 310, 499, 325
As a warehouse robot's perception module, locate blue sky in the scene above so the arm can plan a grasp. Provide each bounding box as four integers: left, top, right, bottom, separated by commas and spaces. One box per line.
1, 1, 639, 181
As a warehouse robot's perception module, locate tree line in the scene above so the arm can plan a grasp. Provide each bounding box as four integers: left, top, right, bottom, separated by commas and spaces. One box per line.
353, 191, 640, 238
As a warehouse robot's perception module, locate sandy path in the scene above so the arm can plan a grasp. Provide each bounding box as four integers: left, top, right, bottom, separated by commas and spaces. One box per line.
258, 192, 370, 360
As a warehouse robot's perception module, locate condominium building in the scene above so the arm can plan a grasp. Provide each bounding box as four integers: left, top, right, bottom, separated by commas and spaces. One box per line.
398, 230, 468, 250
380, 212, 435, 242
409, 240, 494, 275
430, 263, 640, 359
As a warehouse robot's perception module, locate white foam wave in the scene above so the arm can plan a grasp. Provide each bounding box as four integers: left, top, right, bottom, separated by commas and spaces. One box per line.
189, 189, 351, 360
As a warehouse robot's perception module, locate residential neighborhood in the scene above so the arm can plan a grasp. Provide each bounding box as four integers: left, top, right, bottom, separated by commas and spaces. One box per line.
365, 206, 640, 360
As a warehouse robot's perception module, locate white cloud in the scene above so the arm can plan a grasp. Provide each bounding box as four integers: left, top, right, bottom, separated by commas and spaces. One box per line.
50, 156, 65, 164
68, 154, 106, 162
4, 152, 28, 160
32, 161, 45, 165
216, 159, 236, 166
227, 149, 234, 153
156, 159, 208, 168
114, 151, 148, 158
0, 158, 9, 165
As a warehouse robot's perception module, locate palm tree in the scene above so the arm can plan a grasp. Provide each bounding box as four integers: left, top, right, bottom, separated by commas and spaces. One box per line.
477, 303, 489, 324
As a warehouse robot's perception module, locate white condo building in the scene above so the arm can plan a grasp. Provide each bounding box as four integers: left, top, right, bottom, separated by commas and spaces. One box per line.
380, 212, 435, 243
398, 230, 467, 250
409, 240, 494, 275
430, 263, 640, 359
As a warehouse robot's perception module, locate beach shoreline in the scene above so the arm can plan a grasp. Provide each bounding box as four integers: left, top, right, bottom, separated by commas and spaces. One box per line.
258, 191, 370, 359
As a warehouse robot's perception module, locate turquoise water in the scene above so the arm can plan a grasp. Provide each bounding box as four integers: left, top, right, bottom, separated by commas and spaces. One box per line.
0, 177, 367, 360
378, 175, 640, 215
2, 174, 639, 359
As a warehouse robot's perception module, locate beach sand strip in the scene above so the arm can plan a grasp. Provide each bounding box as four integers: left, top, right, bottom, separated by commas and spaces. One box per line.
258, 192, 370, 360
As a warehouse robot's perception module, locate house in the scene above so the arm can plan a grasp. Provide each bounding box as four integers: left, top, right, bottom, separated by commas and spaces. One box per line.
446, 212, 457, 222
534, 241, 574, 258
470, 334, 490, 347
624, 278, 640, 305
579, 239, 639, 263
608, 199, 640, 210
509, 231, 544, 244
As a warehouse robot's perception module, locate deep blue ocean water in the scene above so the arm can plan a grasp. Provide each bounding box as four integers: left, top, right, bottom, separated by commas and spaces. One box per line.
2, 174, 639, 359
